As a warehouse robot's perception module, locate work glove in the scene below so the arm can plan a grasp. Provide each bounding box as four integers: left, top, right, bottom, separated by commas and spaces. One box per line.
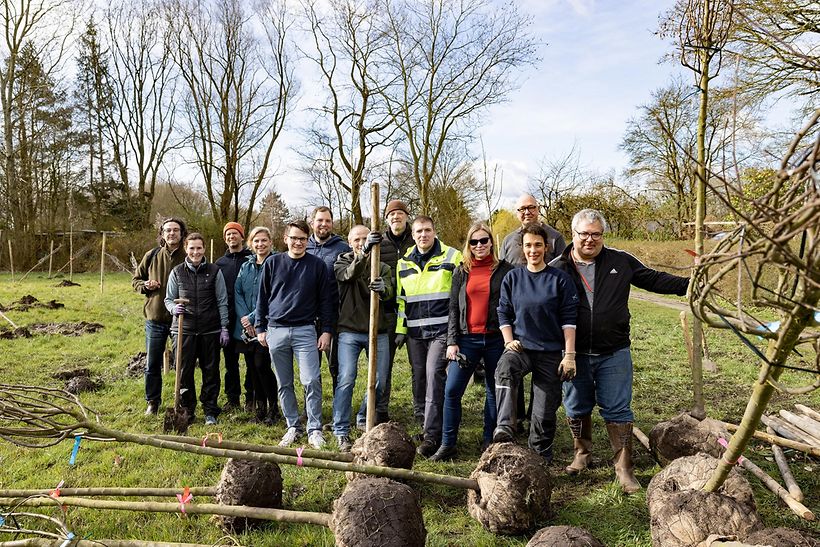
219, 328, 230, 347
504, 340, 523, 353
363, 231, 383, 255
558, 354, 576, 381
395, 333, 406, 349
173, 304, 186, 316
369, 277, 386, 294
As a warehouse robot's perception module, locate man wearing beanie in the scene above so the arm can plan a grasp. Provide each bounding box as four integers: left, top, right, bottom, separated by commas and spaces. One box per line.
216, 221, 254, 412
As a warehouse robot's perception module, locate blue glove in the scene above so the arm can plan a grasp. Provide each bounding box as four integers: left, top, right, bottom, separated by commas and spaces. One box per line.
219, 328, 230, 347
363, 231, 382, 254
369, 277, 386, 294
173, 304, 186, 316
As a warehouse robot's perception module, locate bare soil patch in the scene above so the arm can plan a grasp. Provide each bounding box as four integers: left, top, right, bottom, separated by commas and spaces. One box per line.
0, 295, 64, 312
0, 321, 104, 340
55, 280, 81, 287
125, 352, 147, 378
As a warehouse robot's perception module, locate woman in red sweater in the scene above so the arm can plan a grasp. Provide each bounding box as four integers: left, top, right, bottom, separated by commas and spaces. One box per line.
430, 223, 514, 461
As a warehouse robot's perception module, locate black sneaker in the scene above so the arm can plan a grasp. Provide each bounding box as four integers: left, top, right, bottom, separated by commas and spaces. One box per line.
492, 425, 515, 443
429, 444, 458, 462
416, 439, 439, 458
144, 401, 159, 416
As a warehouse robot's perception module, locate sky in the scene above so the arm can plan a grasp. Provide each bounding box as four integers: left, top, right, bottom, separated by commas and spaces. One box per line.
273, 0, 685, 216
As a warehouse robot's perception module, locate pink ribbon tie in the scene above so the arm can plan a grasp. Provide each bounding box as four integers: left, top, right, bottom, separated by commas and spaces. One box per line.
176, 487, 193, 514
296, 447, 304, 467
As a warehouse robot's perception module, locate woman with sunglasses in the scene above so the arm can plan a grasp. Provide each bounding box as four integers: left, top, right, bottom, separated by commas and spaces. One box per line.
430, 223, 514, 461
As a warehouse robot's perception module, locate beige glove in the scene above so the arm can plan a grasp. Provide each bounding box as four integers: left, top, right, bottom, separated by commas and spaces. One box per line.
505, 340, 523, 353
559, 354, 576, 381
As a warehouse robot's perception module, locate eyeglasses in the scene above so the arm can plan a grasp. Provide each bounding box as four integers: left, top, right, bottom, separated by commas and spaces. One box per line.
468, 237, 490, 246
574, 230, 603, 241
516, 205, 538, 213
287, 235, 308, 242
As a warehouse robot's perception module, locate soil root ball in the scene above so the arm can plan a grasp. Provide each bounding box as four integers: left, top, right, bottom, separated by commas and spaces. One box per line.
526, 525, 604, 546
649, 413, 728, 465
65, 376, 102, 394
331, 477, 426, 547
744, 527, 819, 547
215, 458, 283, 533
346, 422, 415, 481
647, 454, 762, 547
467, 442, 552, 535
125, 353, 147, 378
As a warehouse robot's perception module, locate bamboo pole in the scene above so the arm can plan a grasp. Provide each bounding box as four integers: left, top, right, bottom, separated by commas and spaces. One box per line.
8, 241, 14, 282
779, 410, 820, 442
795, 403, 820, 423
48, 239, 54, 278
767, 426, 803, 502
0, 487, 215, 498
154, 434, 355, 462
367, 182, 381, 431
100, 232, 107, 294
0, 496, 332, 527
719, 420, 820, 457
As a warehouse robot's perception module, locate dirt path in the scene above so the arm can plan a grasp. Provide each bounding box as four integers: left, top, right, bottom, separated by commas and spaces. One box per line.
630, 290, 690, 312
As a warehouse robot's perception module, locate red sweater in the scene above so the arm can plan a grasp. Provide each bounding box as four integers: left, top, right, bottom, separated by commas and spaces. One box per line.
466, 256, 494, 333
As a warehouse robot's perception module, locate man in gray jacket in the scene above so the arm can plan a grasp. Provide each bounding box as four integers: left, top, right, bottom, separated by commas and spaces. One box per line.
500, 194, 566, 265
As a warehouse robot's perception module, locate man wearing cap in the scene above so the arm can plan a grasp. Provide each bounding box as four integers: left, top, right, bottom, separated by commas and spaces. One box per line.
215, 221, 254, 412
379, 199, 414, 423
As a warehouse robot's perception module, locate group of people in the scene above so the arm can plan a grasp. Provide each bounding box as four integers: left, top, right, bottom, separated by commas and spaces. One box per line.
132, 194, 689, 493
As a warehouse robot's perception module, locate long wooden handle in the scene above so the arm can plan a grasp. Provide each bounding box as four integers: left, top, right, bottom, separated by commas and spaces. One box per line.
366, 182, 380, 431
173, 298, 189, 409
767, 426, 803, 502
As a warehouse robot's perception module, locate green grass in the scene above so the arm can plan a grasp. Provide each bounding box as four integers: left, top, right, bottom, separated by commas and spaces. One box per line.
0, 272, 818, 545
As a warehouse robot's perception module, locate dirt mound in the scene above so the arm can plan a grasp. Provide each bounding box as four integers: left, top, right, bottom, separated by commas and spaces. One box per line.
215, 458, 283, 533
0, 327, 33, 339
467, 442, 552, 535
29, 322, 104, 336
649, 413, 728, 465
527, 525, 604, 546
55, 280, 81, 287
745, 528, 819, 547
331, 477, 426, 547
0, 295, 64, 312
66, 376, 102, 394
52, 368, 92, 381
647, 454, 761, 547
125, 353, 147, 378
347, 422, 415, 481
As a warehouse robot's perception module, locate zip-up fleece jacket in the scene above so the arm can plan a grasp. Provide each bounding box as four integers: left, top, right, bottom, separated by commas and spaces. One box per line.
334, 250, 394, 334
446, 259, 515, 345
396, 239, 463, 339
233, 253, 272, 341
132, 245, 186, 323
307, 233, 351, 271
549, 245, 689, 355
216, 247, 253, 326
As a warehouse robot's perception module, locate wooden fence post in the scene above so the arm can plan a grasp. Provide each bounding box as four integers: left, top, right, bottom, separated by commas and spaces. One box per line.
100, 232, 107, 293
8, 241, 14, 282
48, 239, 54, 278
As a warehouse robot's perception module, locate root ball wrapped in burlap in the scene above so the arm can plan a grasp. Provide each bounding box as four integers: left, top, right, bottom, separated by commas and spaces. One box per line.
346, 422, 415, 481
526, 525, 604, 546
215, 458, 283, 533
647, 454, 762, 547
331, 477, 426, 547
649, 413, 729, 465
744, 527, 819, 547
467, 442, 551, 535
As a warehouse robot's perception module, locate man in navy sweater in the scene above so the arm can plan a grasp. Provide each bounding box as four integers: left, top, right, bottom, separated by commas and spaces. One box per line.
256, 219, 337, 449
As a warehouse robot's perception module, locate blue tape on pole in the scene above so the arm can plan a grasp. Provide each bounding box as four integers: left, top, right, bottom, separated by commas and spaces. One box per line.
69, 436, 81, 465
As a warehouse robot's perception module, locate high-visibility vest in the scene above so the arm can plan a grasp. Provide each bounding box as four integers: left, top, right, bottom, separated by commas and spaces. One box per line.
396, 242, 462, 338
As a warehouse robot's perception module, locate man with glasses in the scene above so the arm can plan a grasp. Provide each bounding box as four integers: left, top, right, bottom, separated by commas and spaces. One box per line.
255, 220, 337, 450
132, 218, 188, 416
500, 194, 566, 266
550, 209, 689, 493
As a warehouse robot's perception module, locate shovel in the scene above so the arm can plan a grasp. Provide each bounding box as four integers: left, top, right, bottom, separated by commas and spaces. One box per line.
164, 298, 191, 433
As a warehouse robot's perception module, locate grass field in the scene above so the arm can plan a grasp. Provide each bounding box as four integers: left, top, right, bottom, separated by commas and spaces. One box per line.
0, 272, 817, 546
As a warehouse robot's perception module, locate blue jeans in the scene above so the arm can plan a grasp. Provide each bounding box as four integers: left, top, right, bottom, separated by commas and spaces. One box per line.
441, 333, 503, 447
562, 347, 634, 423
332, 332, 390, 436
144, 320, 171, 403
267, 325, 323, 433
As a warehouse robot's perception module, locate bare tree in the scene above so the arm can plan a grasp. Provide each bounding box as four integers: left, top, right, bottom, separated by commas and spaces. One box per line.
300, 0, 397, 224
378, 0, 538, 215
478, 139, 502, 231
169, 0, 296, 228
527, 143, 597, 229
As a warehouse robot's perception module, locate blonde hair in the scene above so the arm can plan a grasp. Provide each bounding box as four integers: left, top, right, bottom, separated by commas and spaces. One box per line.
462, 222, 498, 272
247, 226, 272, 244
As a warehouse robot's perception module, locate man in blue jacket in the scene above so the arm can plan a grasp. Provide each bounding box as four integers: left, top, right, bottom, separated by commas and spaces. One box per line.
256, 220, 337, 450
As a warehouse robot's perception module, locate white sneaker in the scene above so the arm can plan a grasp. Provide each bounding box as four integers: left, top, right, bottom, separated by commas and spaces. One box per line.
308, 430, 326, 449
279, 427, 301, 447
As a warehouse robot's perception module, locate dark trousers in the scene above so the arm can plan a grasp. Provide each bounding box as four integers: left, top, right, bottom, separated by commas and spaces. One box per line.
495, 349, 562, 460
223, 338, 254, 404
380, 312, 401, 418
246, 341, 278, 411
174, 331, 221, 417
407, 334, 448, 442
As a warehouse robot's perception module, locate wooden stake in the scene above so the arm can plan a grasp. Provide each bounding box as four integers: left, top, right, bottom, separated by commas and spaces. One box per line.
209, 239, 214, 263
163, 349, 171, 374
795, 403, 820, 424
69, 228, 74, 281
48, 239, 54, 278
367, 182, 381, 431
761, 415, 820, 447
778, 410, 820, 444
767, 426, 803, 502
0, 309, 18, 329
8, 240, 14, 282
632, 425, 656, 463
100, 232, 107, 294
718, 420, 820, 457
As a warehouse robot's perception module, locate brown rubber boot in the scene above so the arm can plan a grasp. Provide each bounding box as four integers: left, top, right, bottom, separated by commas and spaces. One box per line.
605, 422, 641, 494
565, 415, 593, 475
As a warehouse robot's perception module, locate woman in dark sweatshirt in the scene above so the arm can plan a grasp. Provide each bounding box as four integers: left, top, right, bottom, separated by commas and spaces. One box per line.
431, 223, 514, 461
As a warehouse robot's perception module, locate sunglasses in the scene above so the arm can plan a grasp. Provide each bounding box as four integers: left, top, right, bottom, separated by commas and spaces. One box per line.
468, 237, 490, 246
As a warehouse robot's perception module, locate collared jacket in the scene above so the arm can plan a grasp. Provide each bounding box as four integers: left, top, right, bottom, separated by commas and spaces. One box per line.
549, 244, 689, 355
233, 253, 272, 341
396, 239, 463, 339
446, 259, 515, 346
334, 250, 394, 334
500, 222, 567, 266
164, 259, 229, 335
132, 245, 186, 323
216, 247, 253, 327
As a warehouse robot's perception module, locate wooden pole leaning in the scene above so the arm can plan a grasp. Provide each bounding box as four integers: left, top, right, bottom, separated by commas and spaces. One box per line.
366, 182, 381, 431
767, 426, 803, 502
